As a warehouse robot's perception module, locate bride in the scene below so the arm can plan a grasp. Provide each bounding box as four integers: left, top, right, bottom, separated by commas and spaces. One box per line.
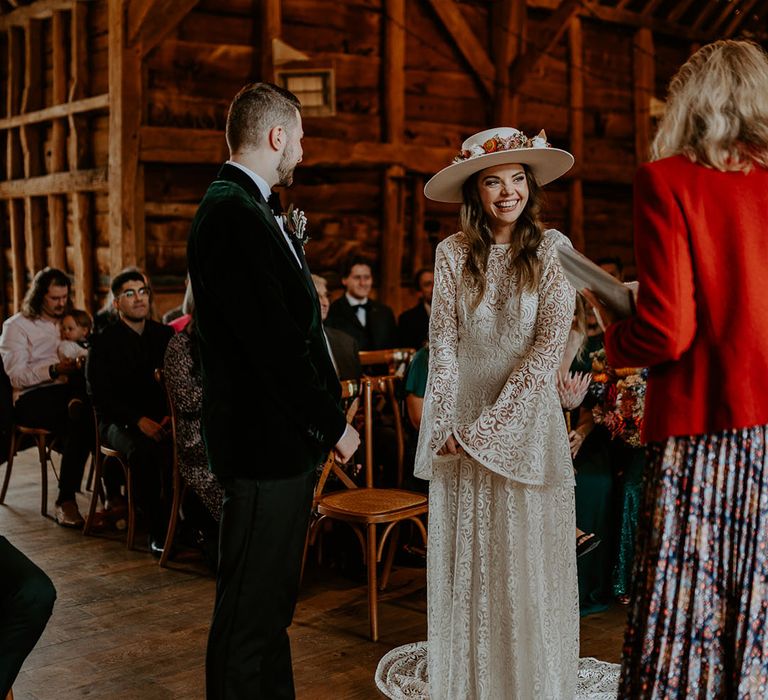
377, 128, 617, 699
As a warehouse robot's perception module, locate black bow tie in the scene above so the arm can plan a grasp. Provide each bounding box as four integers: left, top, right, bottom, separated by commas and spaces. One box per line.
267, 192, 284, 216
353, 302, 369, 311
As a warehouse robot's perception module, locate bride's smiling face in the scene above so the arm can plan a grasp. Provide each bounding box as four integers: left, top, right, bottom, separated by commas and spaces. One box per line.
476, 163, 529, 232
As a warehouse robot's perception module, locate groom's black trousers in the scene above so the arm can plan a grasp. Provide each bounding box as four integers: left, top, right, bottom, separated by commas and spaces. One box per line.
206, 470, 315, 700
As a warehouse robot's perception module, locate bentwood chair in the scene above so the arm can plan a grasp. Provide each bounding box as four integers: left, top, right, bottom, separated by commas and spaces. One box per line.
0, 425, 58, 517
154, 368, 186, 568
358, 348, 415, 378
309, 375, 428, 641
83, 408, 136, 548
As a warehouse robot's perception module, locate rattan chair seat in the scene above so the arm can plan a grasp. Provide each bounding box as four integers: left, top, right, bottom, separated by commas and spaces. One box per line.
318, 488, 427, 518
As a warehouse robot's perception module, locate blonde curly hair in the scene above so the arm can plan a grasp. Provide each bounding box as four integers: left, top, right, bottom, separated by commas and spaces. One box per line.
651, 40, 768, 171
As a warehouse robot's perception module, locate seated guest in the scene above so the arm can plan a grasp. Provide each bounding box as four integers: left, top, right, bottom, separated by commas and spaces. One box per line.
58, 309, 92, 362
93, 266, 158, 334
398, 268, 433, 350
0, 536, 56, 696
312, 274, 361, 381
325, 256, 397, 351
163, 309, 223, 528
86, 270, 174, 556
0, 268, 92, 527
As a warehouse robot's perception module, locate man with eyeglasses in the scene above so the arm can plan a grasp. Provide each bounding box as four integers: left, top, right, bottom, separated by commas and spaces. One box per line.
86, 269, 174, 555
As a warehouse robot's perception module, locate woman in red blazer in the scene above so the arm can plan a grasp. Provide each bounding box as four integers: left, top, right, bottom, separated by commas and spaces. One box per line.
586, 40, 768, 699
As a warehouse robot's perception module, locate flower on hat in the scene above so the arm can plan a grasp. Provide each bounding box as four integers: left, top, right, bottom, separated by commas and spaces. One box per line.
452, 128, 552, 164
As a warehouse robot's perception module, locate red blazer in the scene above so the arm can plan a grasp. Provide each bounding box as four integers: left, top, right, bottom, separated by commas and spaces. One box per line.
605, 155, 768, 443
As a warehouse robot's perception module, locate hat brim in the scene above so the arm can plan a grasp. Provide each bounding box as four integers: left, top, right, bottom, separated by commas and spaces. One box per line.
423, 147, 574, 203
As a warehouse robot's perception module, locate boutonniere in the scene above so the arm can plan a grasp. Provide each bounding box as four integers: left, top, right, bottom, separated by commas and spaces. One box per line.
283, 204, 309, 246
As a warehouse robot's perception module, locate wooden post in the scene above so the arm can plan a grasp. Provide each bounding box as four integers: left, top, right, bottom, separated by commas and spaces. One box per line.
492, 0, 525, 125
411, 175, 427, 274
383, 0, 405, 143
633, 27, 654, 165
260, 0, 281, 82
568, 16, 584, 252
21, 19, 45, 275
6, 26, 24, 310
69, 0, 94, 309
48, 9, 68, 271
108, 0, 144, 276
380, 165, 405, 314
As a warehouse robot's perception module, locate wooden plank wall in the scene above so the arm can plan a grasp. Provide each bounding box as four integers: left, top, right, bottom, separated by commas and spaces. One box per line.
0, 0, 752, 317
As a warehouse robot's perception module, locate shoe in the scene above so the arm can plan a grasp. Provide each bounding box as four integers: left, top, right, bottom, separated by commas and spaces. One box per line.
148, 537, 165, 559
55, 500, 85, 528
576, 532, 601, 558
67, 398, 85, 421
105, 496, 128, 530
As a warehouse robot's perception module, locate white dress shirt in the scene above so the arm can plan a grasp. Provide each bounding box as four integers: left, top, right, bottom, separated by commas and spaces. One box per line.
0, 312, 61, 399
346, 293, 369, 327
226, 160, 302, 268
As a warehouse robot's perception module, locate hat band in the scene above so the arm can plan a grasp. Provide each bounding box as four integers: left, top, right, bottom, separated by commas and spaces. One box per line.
454, 129, 551, 164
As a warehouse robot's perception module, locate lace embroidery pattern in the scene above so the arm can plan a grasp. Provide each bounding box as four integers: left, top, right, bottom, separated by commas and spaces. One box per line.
414, 229, 576, 485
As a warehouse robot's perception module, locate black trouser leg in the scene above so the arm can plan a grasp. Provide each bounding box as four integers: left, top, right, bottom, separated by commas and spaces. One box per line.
103, 424, 171, 541
0, 536, 56, 695
13, 384, 92, 504
206, 471, 315, 700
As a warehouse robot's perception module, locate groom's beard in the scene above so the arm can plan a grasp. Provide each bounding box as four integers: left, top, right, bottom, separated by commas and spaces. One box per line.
277, 144, 300, 186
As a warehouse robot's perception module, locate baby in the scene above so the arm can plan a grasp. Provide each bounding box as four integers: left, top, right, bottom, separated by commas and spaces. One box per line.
58, 309, 92, 362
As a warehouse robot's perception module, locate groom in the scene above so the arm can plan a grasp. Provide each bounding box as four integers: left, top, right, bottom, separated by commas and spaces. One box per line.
188, 82, 360, 699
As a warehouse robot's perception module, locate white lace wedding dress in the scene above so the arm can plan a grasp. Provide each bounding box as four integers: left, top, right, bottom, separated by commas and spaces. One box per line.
376, 230, 619, 699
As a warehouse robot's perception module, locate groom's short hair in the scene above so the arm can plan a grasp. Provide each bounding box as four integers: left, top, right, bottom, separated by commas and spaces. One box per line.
226, 82, 301, 154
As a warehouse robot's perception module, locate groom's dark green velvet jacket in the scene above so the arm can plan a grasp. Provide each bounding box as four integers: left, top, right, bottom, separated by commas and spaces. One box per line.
187, 163, 346, 480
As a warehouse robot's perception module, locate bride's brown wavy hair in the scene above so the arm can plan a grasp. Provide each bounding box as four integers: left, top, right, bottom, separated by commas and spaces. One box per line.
459, 165, 544, 308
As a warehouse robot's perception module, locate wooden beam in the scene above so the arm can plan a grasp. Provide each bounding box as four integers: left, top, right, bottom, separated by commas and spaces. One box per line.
633, 27, 654, 165
127, 0, 200, 57
424, 0, 495, 96
144, 201, 199, 218
260, 0, 281, 81
6, 28, 23, 179
723, 0, 761, 37
568, 15, 584, 252
380, 165, 406, 313
126, 0, 154, 45
508, 0, 582, 94
21, 19, 45, 275
641, 0, 664, 15
109, 0, 144, 275
0, 0, 71, 30
69, 0, 94, 310
0, 94, 109, 130
7, 200, 25, 311
666, 0, 698, 24
383, 0, 405, 143
0, 169, 108, 198
49, 9, 68, 270
140, 126, 635, 182
584, 1, 708, 41
492, 0, 525, 125
691, 1, 721, 31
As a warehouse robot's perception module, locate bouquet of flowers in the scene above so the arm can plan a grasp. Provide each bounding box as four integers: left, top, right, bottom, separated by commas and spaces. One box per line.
589, 348, 648, 448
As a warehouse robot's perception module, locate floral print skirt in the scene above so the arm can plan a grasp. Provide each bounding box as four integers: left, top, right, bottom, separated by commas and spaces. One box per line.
619, 425, 768, 699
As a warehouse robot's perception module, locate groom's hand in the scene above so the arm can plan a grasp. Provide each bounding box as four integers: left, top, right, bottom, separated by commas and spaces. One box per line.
334, 424, 360, 463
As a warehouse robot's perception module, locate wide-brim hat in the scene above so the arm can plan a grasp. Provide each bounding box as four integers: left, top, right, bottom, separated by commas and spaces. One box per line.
424, 127, 574, 203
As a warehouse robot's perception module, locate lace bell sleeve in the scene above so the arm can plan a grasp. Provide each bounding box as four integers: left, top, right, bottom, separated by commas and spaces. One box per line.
454, 231, 576, 484
413, 238, 460, 480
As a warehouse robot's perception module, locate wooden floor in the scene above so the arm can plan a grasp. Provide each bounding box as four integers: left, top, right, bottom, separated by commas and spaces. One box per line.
1, 449, 626, 699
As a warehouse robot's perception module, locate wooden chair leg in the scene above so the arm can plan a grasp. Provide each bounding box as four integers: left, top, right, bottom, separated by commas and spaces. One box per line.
83, 452, 104, 536
380, 523, 400, 592
0, 430, 16, 504
85, 453, 95, 492
124, 464, 136, 550
367, 523, 379, 642
159, 479, 183, 568
37, 435, 48, 517
6, 687, 14, 700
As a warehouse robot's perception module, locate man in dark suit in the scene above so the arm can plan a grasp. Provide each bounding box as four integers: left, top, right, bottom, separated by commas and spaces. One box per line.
86, 269, 174, 554
188, 83, 359, 700
325, 256, 397, 351
397, 267, 434, 349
